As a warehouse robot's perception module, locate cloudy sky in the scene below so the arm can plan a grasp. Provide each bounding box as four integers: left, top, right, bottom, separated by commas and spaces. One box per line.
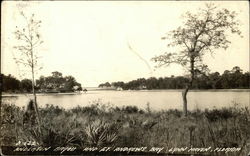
1, 1, 249, 87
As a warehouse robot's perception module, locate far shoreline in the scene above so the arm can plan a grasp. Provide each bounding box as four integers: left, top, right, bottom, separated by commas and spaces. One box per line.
1, 88, 250, 97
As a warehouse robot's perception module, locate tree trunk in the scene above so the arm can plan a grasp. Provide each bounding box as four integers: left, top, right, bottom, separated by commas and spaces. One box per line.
182, 55, 195, 117
31, 73, 42, 142
182, 86, 189, 116
31, 47, 41, 134
31, 73, 40, 126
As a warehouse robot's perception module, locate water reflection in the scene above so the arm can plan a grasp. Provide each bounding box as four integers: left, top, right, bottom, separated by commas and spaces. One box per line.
2, 90, 249, 111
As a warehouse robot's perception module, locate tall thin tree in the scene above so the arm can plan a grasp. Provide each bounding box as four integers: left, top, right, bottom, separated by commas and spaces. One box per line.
152, 3, 242, 116
13, 11, 43, 129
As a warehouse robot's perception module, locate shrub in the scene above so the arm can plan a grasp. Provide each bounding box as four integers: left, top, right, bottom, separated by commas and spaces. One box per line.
85, 119, 119, 146
1, 100, 250, 156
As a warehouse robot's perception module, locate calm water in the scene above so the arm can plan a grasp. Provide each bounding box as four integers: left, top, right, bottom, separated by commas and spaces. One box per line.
2, 90, 250, 111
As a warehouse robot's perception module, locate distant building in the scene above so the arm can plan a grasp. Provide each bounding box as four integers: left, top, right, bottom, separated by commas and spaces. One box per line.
138, 85, 147, 90
116, 87, 123, 91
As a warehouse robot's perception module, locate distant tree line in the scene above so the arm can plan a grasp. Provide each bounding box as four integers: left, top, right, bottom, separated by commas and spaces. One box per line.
99, 66, 249, 90
98, 82, 112, 88
1, 74, 32, 93
1, 71, 82, 93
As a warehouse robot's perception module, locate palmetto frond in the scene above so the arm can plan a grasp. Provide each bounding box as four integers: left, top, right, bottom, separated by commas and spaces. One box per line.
85, 120, 118, 146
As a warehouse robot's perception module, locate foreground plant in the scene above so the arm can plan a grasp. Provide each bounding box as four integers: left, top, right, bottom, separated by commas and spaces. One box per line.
85, 119, 119, 147
1, 102, 249, 156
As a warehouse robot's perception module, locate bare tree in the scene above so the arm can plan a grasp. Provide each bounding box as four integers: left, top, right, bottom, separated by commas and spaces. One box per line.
13, 11, 43, 129
152, 3, 241, 116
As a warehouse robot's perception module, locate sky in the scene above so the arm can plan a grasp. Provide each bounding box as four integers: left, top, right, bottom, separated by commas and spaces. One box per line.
1, 1, 249, 87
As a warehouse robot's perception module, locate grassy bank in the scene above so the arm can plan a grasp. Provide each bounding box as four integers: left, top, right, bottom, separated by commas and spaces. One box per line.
1, 100, 250, 156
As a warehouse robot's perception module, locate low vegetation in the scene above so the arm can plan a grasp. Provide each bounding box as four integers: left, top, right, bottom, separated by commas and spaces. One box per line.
1, 100, 250, 156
